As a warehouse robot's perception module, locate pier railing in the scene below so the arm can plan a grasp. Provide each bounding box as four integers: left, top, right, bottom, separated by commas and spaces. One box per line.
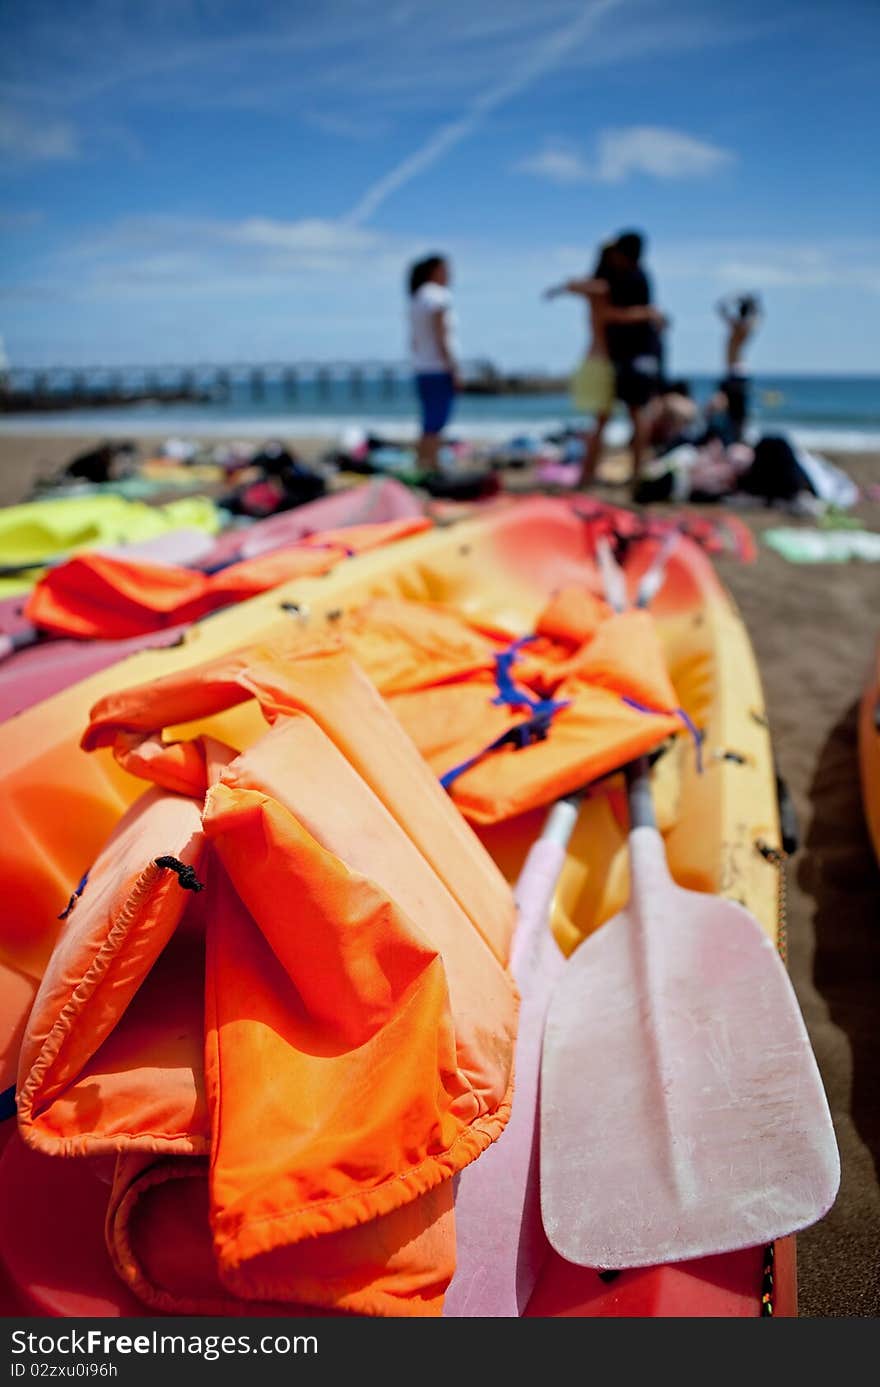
0, 360, 566, 412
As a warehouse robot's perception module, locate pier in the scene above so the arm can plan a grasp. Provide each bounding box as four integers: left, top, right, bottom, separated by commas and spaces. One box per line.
0, 360, 566, 413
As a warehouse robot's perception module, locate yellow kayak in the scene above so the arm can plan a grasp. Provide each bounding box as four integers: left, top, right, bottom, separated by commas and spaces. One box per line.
0, 496, 794, 1317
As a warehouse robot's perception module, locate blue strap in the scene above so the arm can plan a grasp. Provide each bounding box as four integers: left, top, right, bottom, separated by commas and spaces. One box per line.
491, 636, 568, 720
0, 1084, 15, 1122
58, 869, 90, 921
306, 540, 357, 559
440, 636, 571, 791
491, 636, 539, 710
621, 696, 704, 773
440, 707, 564, 791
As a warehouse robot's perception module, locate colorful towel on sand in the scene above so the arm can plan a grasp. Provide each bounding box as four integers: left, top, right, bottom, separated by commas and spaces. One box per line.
763, 527, 880, 563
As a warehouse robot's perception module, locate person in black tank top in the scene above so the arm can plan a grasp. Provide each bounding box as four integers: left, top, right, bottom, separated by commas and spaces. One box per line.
604, 232, 665, 496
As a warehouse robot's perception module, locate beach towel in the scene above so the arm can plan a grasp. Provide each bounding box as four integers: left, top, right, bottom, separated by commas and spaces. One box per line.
763, 528, 880, 564
0, 495, 223, 597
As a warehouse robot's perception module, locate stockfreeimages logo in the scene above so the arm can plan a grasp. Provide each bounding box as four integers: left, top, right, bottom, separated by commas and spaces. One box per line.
10, 1331, 318, 1364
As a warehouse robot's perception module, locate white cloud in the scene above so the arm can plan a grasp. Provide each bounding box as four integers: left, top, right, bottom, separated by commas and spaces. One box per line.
0, 105, 79, 161
1, 0, 781, 130
517, 127, 734, 185
53, 212, 405, 298
6, 221, 879, 372
515, 143, 592, 184
654, 239, 880, 295
594, 126, 734, 181
219, 217, 382, 270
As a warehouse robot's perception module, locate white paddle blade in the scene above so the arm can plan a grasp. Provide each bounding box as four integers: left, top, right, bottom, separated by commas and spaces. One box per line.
444, 838, 568, 1316
540, 826, 840, 1269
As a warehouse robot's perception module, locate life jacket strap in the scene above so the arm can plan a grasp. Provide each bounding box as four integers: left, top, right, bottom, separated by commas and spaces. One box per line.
440, 705, 567, 791
621, 696, 704, 772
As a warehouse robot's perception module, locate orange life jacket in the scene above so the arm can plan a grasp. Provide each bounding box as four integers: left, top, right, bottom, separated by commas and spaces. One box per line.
308, 593, 689, 824
24, 517, 431, 640
19, 640, 517, 1316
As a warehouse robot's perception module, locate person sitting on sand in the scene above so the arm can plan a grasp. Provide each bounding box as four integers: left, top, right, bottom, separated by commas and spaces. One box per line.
716, 292, 763, 442
643, 379, 700, 456
408, 254, 459, 474
543, 239, 667, 488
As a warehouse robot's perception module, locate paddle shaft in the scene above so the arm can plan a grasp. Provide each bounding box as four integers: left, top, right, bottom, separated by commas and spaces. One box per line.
447, 529, 675, 1313
625, 758, 655, 830
444, 787, 578, 1316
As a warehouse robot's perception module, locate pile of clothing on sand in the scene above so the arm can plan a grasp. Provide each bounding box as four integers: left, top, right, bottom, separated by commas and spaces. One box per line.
31, 437, 329, 518
634, 383, 859, 515
326, 427, 501, 501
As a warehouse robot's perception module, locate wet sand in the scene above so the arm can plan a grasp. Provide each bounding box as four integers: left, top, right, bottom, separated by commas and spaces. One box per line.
0, 430, 878, 1317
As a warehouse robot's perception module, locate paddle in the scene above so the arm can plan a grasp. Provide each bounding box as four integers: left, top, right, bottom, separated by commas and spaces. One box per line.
442, 793, 575, 1317
443, 532, 679, 1316
539, 541, 840, 1269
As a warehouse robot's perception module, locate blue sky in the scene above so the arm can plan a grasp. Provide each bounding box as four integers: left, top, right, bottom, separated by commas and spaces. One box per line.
1, 0, 878, 373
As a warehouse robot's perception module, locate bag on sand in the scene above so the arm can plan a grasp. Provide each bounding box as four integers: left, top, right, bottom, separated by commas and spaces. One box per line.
738, 435, 811, 503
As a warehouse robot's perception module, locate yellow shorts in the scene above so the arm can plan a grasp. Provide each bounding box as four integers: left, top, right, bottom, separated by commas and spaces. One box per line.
570, 356, 615, 415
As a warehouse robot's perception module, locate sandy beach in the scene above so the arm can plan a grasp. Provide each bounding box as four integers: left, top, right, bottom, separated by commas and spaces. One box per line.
0, 430, 878, 1317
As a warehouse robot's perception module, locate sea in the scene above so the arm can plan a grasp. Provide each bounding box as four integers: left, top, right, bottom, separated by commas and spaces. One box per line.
1, 373, 878, 453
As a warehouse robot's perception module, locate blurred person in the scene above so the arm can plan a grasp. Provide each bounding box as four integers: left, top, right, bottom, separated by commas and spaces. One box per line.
644, 378, 700, 455
716, 292, 763, 442
544, 238, 667, 487
604, 231, 665, 496
408, 254, 459, 473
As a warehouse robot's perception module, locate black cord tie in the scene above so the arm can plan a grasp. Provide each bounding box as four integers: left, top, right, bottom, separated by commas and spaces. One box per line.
155, 856, 205, 892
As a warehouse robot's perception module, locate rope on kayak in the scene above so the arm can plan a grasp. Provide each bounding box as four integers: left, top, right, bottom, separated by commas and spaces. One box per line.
154, 857, 205, 893
58, 869, 90, 920
755, 836, 792, 1316
621, 697, 704, 774
0, 1084, 15, 1122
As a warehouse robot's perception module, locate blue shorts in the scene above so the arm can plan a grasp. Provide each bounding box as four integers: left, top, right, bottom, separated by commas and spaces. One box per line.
415, 371, 456, 435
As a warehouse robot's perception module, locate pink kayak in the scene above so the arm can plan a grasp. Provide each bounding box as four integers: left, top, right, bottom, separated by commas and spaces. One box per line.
0, 479, 422, 724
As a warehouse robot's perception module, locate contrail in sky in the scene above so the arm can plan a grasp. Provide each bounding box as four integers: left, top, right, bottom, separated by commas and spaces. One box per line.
343, 0, 623, 227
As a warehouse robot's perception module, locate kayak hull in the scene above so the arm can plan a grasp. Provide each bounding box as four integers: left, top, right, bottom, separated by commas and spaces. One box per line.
0, 1132, 794, 1317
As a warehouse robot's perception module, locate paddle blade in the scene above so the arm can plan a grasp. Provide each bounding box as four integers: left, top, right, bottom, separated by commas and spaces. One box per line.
540, 826, 840, 1269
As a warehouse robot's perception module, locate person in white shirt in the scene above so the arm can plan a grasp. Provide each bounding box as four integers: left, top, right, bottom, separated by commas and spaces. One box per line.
408, 254, 458, 472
